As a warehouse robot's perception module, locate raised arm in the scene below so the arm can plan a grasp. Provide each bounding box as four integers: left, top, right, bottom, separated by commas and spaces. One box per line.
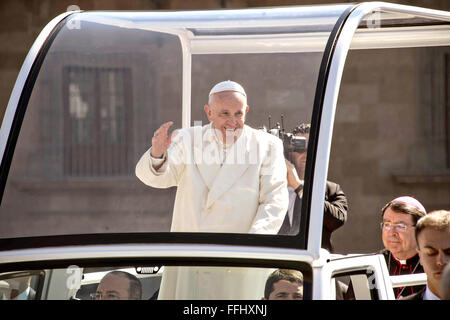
135, 121, 184, 188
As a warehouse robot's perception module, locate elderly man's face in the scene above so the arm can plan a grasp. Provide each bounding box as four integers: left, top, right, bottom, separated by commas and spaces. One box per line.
417, 228, 450, 298
382, 208, 417, 260
95, 274, 130, 300
268, 280, 303, 300
204, 91, 249, 144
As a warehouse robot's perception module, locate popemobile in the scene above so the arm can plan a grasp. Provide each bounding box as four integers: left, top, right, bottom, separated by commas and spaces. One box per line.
0, 2, 448, 302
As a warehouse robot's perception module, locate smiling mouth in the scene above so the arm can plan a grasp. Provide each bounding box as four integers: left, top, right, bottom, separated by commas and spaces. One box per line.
225, 128, 243, 137
387, 241, 401, 248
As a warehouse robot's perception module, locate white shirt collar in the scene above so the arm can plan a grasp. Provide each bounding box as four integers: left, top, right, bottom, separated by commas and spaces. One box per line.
423, 285, 440, 300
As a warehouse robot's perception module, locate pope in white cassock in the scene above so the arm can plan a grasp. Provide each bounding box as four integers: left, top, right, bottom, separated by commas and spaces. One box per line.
135, 80, 289, 299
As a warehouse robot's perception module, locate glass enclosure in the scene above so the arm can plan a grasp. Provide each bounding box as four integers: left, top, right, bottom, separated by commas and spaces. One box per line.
0, 6, 349, 243
327, 8, 450, 253
0, 271, 43, 300
0, 2, 449, 302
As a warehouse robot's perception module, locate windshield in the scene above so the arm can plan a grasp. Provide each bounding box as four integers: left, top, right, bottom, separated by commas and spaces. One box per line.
0, 6, 350, 246
0, 265, 311, 300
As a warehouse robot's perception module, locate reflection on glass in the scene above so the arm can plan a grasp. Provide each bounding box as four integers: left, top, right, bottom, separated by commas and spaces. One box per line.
0, 273, 40, 300
64, 67, 131, 176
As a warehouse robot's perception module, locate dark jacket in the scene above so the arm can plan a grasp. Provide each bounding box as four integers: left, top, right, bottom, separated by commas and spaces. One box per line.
322, 181, 348, 252
278, 181, 348, 252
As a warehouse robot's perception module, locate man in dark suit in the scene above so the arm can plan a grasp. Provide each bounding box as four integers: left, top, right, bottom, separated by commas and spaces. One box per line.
278, 123, 348, 253
401, 210, 450, 300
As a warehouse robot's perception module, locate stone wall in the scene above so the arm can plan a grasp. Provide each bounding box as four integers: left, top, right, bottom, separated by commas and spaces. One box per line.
1, 0, 449, 120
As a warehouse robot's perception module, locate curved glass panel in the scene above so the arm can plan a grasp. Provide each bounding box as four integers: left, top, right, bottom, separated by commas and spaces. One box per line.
0, 6, 349, 244
327, 8, 450, 254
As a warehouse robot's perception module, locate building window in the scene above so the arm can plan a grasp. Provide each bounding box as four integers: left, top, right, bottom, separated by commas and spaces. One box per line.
63, 66, 132, 177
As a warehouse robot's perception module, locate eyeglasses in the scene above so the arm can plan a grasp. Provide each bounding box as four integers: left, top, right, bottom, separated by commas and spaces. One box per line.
89, 292, 121, 300
380, 222, 415, 233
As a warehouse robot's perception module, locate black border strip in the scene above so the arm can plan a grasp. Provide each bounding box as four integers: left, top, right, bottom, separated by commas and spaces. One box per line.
0, 5, 357, 252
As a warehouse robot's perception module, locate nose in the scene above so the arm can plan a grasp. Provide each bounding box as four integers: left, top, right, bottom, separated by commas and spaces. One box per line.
386, 227, 398, 236
226, 117, 237, 125
228, 114, 241, 123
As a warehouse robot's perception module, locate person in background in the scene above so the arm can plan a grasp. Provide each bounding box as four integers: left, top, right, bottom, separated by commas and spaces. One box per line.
262, 269, 303, 300
379, 196, 426, 298
92, 271, 142, 300
279, 123, 348, 253
400, 210, 449, 300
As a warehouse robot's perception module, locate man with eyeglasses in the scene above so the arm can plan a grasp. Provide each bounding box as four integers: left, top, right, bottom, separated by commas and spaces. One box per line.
380, 196, 427, 298
92, 271, 142, 300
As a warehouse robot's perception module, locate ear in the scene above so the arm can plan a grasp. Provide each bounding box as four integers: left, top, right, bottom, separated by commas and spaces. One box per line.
245, 105, 249, 114
204, 104, 212, 121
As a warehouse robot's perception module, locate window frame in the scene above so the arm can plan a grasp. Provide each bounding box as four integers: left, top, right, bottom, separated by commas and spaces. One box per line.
0, 270, 45, 300
0, 245, 314, 300
62, 65, 133, 177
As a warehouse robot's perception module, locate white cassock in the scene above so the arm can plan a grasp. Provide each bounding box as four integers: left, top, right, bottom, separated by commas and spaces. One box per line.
135, 123, 288, 299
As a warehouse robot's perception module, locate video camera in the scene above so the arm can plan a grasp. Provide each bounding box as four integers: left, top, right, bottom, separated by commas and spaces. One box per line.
261, 115, 307, 157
